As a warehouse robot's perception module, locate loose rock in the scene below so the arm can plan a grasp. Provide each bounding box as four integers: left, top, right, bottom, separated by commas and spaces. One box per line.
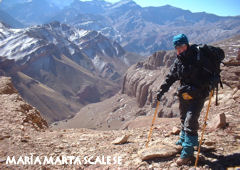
208, 113, 227, 130
171, 127, 180, 135
204, 141, 215, 146
0, 158, 6, 163
138, 144, 179, 161
112, 134, 130, 145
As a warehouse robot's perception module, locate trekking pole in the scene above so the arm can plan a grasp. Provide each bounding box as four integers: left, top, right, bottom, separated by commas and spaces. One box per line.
215, 84, 219, 106
194, 89, 214, 168
146, 100, 160, 148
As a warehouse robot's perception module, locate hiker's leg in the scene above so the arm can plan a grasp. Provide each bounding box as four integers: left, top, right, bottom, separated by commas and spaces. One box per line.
179, 98, 205, 160
177, 97, 206, 166
184, 97, 205, 137
179, 98, 188, 131
176, 98, 188, 145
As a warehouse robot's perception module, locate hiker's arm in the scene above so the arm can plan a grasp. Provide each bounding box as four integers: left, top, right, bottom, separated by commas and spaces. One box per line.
158, 58, 179, 95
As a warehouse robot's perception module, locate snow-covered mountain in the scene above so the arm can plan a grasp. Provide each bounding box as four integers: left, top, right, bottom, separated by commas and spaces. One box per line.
0, 21, 136, 76
49, 0, 240, 56
1, 0, 60, 25
0, 21, 142, 123
3, 0, 240, 55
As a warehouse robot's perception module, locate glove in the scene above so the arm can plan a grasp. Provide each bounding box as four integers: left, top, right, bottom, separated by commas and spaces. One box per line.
182, 92, 193, 100
156, 90, 164, 101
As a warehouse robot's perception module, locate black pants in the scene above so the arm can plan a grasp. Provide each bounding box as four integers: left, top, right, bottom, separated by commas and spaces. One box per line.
179, 96, 206, 136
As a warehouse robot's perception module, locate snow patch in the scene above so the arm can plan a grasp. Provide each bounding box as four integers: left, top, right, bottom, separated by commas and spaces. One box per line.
68, 47, 75, 55
92, 55, 106, 71
123, 57, 130, 66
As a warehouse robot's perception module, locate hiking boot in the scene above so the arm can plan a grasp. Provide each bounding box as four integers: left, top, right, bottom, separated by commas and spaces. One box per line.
176, 157, 193, 166
178, 134, 198, 165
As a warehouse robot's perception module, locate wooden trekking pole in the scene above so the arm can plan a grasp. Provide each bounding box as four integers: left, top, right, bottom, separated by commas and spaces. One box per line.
146, 100, 160, 148
194, 89, 214, 168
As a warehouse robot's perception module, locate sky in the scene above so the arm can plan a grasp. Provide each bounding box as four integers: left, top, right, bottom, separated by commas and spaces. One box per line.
104, 0, 240, 17
0, 0, 239, 16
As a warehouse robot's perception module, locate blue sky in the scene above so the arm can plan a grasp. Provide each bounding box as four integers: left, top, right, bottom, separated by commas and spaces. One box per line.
105, 0, 240, 16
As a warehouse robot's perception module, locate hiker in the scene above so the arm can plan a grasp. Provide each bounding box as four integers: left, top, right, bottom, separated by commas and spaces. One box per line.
156, 34, 224, 166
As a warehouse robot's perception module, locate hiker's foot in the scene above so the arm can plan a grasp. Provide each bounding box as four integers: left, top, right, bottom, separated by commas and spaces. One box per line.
176, 157, 192, 166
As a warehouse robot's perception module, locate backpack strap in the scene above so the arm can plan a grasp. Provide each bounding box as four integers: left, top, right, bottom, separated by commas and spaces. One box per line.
195, 45, 212, 74
213, 81, 218, 106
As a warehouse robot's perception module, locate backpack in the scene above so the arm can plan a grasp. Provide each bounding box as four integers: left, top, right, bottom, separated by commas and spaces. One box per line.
195, 44, 225, 105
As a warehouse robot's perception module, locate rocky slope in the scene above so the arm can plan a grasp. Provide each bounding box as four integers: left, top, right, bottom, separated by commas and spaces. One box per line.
54, 50, 180, 130
0, 21, 142, 123
0, 76, 239, 169
0, 76, 48, 146
54, 35, 240, 131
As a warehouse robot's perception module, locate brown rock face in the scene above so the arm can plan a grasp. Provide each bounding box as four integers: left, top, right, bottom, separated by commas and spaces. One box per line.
0, 77, 17, 95
0, 76, 48, 131
214, 35, 240, 89
121, 50, 178, 116
221, 60, 240, 89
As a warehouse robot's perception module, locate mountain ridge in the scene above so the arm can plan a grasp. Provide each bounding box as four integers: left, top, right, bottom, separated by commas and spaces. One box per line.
0, 21, 143, 123
1, 0, 240, 55
47, 0, 240, 55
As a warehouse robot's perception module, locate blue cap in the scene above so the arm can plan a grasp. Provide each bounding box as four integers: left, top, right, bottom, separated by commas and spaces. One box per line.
173, 34, 189, 47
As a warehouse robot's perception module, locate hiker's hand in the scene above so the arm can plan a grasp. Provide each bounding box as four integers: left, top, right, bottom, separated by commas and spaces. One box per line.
156, 90, 164, 101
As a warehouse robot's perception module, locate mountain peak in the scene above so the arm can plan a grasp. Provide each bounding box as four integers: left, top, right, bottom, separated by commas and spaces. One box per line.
111, 0, 138, 8
0, 21, 10, 29
72, 0, 110, 5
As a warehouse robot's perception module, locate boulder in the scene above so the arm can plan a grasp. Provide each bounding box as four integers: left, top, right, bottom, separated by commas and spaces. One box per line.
138, 144, 179, 161
208, 113, 227, 130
